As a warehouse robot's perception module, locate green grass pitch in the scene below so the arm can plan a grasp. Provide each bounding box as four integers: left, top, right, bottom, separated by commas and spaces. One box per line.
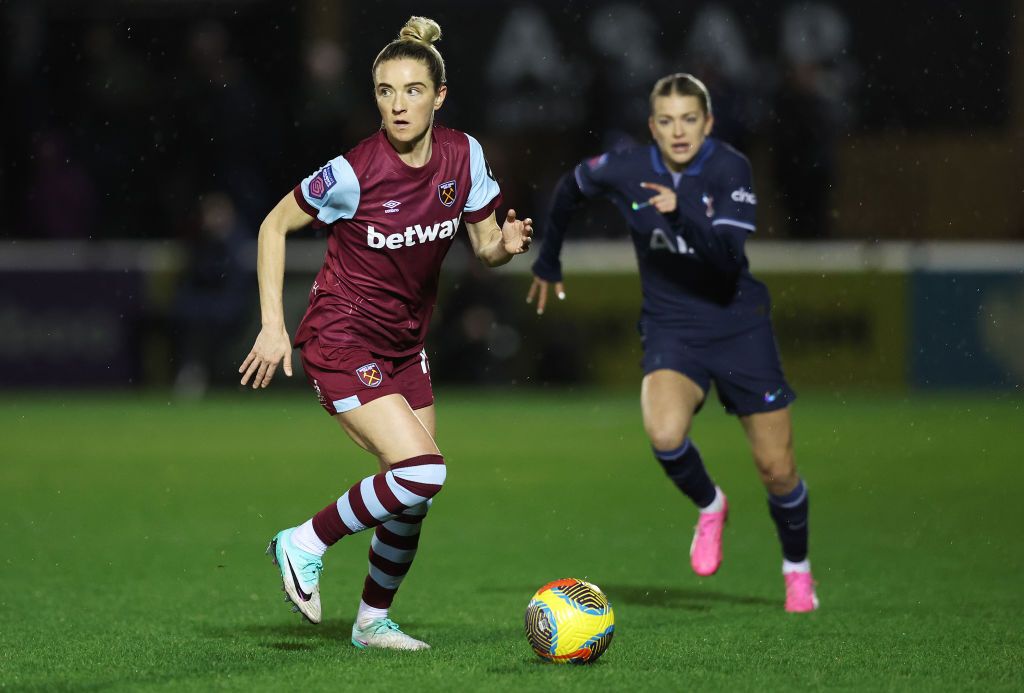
2, 390, 1022, 691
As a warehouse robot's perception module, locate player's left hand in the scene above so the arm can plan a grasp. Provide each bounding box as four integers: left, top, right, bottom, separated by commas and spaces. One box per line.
501, 209, 533, 254
640, 182, 678, 214
526, 275, 566, 315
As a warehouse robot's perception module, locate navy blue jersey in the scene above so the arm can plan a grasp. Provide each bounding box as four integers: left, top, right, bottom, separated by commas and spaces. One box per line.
534, 138, 772, 337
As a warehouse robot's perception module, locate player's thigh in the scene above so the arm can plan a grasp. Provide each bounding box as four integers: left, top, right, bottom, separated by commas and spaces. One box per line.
353, 404, 435, 475
412, 404, 436, 440
739, 406, 798, 491
392, 348, 435, 440
302, 340, 438, 467
640, 369, 705, 449
335, 393, 439, 467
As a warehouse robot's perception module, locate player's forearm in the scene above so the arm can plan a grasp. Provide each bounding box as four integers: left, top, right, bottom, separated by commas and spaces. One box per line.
476, 230, 513, 267
533, 171, 585, 281
255, 221, 289, 327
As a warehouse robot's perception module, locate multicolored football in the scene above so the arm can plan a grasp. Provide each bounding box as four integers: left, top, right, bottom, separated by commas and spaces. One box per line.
524, 578, 615, 664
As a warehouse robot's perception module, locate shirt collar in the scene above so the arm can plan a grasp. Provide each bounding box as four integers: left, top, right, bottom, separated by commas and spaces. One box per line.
649, 137, 717, 178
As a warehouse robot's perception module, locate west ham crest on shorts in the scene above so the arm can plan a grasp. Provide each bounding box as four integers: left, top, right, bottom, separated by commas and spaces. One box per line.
356, 362, 382, 388
437, 179, 457, 207
308, 164, 337, 200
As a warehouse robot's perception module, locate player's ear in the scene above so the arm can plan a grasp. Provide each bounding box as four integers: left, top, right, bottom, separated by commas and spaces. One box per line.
703, 113, 715, 136
434, 84, 447, 111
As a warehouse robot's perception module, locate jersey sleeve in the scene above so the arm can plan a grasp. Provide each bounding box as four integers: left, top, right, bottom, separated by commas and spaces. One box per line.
292, 155, 361, 226
710, 155, 757, 233
572, 152, 613, 198
463, 134, 503, 223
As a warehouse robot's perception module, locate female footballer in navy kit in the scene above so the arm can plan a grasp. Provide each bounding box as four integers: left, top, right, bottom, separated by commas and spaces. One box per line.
239, 16, 533, 649
529, 73, 817, 612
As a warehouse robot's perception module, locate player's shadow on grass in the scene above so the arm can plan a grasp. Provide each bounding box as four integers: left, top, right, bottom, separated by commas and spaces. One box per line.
203, 620, 356, 651
598, 584, 776, 610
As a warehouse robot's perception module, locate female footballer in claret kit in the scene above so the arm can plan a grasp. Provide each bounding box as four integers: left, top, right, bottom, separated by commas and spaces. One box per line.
239, 17, 532, 649
528, 73, 818, 612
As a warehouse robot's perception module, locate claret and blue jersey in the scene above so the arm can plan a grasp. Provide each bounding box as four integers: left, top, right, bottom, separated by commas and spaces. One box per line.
569, 137, 771, 337
290, 126, 502, 356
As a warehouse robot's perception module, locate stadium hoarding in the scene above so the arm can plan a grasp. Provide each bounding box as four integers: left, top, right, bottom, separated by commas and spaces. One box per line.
764, 272, 908, 391
910, 272, 1024, 389
499, 270, 908, 391
2, 241, 1021, 391
0, 271, 145, 387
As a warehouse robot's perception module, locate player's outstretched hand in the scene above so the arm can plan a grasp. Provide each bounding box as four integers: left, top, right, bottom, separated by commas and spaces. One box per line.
526, 275, 565, 316
239, 325, 293, 389
501, 209, 533, 255
640, 181, 678, 214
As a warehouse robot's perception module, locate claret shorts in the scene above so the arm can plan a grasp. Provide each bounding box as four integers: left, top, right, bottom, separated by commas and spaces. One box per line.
300, 337, 434, 416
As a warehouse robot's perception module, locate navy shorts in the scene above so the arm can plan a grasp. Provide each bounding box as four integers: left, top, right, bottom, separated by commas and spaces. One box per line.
640, 320, 796, 416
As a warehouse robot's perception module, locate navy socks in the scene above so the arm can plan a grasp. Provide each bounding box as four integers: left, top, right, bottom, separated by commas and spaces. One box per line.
654, 439, 717, 509
768, 478, 809, 562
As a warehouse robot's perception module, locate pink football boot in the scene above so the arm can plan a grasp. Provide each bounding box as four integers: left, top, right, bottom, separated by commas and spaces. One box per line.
784, 571, 820, 612
690, 490, 728, 576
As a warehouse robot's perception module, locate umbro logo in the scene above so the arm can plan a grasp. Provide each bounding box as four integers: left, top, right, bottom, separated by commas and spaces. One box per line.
383, 200, 401, 214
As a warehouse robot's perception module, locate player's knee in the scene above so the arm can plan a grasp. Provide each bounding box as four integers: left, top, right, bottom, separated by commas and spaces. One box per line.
431, 458, 447, 490
649, 431, 686, 453
645, 420, 687, 452
390, 453, 447, 498
754, 449, 797, 489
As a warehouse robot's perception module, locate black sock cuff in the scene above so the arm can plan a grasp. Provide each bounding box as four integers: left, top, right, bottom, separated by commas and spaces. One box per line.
653, 438, 693, 461
769, 478, 807, 507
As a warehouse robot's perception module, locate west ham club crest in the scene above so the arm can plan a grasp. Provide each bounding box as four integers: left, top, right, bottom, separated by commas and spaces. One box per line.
356, 362, 383, 388
437, 180, 457, 207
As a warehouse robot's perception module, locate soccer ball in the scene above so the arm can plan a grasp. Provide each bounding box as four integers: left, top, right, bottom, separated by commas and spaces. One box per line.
524, 578, 615, 664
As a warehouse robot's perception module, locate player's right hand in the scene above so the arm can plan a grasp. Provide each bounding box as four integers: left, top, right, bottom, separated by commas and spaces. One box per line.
239, 325, 294, 389
526, 275, 566, 316
640, 181, 678, 214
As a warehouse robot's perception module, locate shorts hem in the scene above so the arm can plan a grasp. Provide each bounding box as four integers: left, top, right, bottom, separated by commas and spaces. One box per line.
642, 363, 711, 394
728, 392, 797, 417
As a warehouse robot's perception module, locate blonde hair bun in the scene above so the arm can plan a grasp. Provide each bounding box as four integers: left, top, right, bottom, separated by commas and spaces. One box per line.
399, 16, 441, 45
